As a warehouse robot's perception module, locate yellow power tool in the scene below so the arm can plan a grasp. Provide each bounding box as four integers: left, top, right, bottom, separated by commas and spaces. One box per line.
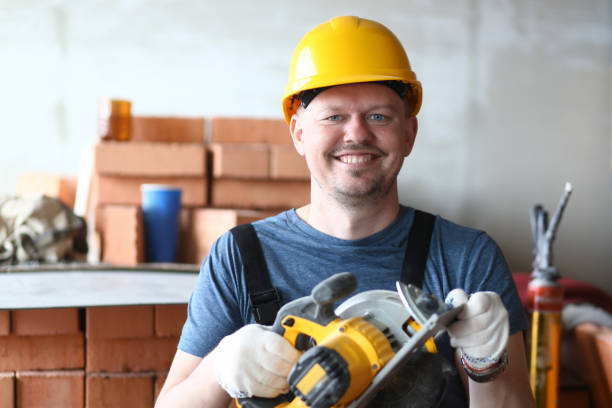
236, 272, 463, 408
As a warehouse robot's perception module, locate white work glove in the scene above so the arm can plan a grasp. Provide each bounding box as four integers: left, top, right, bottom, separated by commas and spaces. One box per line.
445, 289, 509, 371
212, 324, 301, 398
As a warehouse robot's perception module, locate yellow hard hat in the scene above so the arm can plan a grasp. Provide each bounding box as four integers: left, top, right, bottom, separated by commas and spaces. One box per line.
282, 16, 422, 124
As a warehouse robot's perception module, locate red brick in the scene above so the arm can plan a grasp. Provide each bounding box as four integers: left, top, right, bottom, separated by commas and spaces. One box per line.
154, 372, 167, 402
155, 305, 187, 337
574, 323, 612, 408
17, 370, 84, 408
16, 172, 78, 209
0, 311, 9, 335
94, 141, 206, 177
96, 175, 207, 207
86, 337, 178, 372
211, 117, 291, 144
86, 372, 154, 408
12, 308, 80, 335
131, 116, 204, 143
0, 372, 14, 408
178, 208, 277, 264
210, 143, 269, 179
210, 179, 309, 210
86, 306, 154, 339
595, 329, 612, 397
558, 388, 590, 408
100, 205, 144, 266
269, 144, 310, 180
0, 334, 84, 371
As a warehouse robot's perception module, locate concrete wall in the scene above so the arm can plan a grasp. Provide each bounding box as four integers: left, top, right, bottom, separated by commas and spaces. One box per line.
2, 0, 611, 292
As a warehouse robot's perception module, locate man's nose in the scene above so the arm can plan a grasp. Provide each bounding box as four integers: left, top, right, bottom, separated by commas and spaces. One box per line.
343, 115, 373, 144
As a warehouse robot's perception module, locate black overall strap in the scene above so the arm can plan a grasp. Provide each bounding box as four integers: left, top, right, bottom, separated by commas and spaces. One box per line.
401, 209, 436, 287
230, 223, 282, 325
231, 209, 435, 324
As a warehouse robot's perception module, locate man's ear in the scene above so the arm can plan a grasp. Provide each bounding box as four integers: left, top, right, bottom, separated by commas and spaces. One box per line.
290, 113, 305, 156
404, 116, 418, 157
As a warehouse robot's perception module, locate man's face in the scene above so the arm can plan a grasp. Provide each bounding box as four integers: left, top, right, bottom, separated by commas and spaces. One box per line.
290, 82, 417, 208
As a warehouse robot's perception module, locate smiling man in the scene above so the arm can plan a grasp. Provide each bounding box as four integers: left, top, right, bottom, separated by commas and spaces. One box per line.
156, 16, 534, 408
290, 82, 417, 240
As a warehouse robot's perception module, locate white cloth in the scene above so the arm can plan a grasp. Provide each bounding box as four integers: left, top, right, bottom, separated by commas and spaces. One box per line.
212, 324, 301, 398
445, 289, 509, 370
0, 194, 86, 264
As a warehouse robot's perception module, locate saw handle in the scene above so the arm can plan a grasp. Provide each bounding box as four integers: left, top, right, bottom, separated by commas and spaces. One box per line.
271, 272, 357, 337
311, 272, 358, 321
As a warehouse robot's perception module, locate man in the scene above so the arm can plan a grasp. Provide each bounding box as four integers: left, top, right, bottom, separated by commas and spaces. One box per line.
156, 16, 534, 407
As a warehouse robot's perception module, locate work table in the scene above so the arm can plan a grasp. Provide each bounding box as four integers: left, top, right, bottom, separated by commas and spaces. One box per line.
0, 262, 199, 309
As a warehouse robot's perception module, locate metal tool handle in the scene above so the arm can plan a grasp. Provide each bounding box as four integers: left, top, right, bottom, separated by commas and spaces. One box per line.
531, 182, 573, 274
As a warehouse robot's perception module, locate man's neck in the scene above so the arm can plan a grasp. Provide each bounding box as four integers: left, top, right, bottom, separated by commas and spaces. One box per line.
296, 193, 401, 240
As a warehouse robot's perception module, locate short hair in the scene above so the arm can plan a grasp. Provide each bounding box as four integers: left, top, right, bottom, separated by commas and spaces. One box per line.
295, 81, 418, 115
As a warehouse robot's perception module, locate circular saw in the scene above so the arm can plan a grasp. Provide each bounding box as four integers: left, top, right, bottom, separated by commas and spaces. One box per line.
236, 272, 463, 408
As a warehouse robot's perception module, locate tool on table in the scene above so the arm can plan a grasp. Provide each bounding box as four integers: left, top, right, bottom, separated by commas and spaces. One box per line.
237, 272, 463, 408
528, 182, 573, 408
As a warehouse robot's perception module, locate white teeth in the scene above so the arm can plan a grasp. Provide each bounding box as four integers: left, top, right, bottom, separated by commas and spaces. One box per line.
340, 155, 371, 164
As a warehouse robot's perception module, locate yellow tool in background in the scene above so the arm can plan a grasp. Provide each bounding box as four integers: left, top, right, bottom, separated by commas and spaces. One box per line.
237, 272, 463, 408
528, 182, 573, 408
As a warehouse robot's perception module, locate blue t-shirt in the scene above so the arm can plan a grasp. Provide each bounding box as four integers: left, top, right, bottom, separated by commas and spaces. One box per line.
178, 206, 527, 406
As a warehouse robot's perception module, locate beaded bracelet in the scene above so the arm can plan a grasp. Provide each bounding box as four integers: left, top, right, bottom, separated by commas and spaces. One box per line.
460, 350, 509, 383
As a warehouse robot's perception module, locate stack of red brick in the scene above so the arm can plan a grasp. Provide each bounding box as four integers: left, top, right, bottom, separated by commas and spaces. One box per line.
17, 115, 309, 266
94, 115, 309, 266
93, 116, 208, 265
0, 304, 187, 407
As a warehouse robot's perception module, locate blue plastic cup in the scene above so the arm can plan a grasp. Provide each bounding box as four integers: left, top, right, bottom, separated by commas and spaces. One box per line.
140, 184, 182, 263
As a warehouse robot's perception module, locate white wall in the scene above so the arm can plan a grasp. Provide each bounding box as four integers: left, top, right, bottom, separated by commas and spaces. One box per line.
2, 0, 611, 293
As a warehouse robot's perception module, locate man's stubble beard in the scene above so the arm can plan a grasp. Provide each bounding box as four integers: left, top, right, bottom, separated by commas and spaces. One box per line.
316, 168, 398, 209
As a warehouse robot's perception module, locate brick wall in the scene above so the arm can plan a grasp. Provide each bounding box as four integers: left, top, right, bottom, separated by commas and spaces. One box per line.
0, 304, 186, 407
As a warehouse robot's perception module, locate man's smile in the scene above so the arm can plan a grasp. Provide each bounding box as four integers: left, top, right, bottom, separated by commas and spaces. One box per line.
330, 144, 387, 167
336, 154, 374, 164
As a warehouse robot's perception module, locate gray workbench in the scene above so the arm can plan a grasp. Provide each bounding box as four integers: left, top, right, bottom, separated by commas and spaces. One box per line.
0, 263, 200, 309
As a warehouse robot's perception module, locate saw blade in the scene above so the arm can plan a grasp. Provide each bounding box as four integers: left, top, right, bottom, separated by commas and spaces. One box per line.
346, 283, 463, 408
367, 351, 453, 408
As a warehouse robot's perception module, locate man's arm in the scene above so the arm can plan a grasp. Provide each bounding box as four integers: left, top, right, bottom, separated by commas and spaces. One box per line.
456, 332, 535, 407
445, 288, 534, 407
155, 349, 231, 408
155, 324, 301, 407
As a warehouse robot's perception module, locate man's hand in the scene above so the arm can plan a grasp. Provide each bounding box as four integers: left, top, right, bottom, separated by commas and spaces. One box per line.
445, 289, 509, 371
212, 324, 301, 398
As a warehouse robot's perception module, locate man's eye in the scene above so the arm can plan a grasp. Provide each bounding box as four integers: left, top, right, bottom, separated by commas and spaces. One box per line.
369, 113, 386, 121
326, 115, 342, 122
